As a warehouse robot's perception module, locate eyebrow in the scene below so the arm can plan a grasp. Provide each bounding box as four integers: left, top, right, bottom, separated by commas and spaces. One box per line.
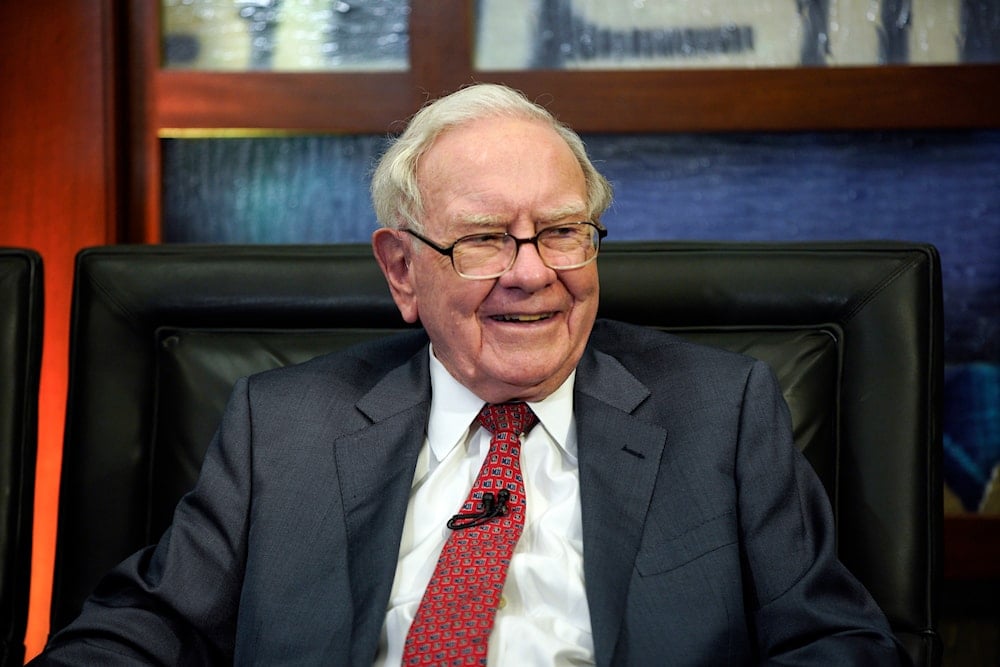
455, 212, 507, 226
454, 203, 589, 227
538, 203, 589, 223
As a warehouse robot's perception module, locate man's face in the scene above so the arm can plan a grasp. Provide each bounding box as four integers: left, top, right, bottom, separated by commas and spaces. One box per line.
374, 116, 599, 404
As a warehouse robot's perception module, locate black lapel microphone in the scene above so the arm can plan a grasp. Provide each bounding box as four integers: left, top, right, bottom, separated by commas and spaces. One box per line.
447, 490, 511, 530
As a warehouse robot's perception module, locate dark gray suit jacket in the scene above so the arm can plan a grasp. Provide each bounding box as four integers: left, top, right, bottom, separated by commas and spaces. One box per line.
37, 320, 905, 665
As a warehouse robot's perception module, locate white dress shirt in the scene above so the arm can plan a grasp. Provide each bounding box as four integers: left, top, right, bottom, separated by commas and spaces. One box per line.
374, 348, 595, 666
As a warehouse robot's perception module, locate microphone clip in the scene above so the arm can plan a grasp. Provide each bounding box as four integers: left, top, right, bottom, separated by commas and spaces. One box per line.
447, 490, 510, 530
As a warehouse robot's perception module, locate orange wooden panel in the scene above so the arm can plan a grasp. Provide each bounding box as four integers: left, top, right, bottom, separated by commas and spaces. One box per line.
485, 65, 1000, 132
148, 64, 1000, 134
0, 2, 120, 661
155, 70, 416, 131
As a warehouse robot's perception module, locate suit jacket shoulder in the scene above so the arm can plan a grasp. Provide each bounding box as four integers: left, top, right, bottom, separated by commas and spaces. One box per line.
576, 318, 903, 665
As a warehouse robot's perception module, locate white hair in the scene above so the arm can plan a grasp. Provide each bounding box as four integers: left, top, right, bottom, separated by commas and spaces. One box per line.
370, 83, 613, 233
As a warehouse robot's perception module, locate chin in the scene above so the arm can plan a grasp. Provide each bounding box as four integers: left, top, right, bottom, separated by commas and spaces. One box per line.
496, 363, 568, 392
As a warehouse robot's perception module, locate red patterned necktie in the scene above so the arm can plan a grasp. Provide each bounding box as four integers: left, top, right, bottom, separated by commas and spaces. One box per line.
402, 402, 538, 665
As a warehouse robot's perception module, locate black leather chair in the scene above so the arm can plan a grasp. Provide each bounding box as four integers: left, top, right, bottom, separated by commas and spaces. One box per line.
0, 248, 43, 667
50, 241, 943, 665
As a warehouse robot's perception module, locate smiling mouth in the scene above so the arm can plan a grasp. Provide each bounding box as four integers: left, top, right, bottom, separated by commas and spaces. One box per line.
491, 313, 554, 323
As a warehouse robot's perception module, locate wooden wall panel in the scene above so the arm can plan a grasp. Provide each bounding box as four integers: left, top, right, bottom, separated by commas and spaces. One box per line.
0, 2, 119, 660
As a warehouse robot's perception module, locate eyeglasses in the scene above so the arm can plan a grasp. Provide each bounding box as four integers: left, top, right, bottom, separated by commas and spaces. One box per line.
403, 221, 608, 280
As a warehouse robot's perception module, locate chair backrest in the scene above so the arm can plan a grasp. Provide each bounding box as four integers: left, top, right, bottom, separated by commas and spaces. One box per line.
51, 241, 942, 665
0, 248, 43, 667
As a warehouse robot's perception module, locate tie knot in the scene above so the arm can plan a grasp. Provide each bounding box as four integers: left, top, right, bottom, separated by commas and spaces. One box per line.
478, 402, 538, 438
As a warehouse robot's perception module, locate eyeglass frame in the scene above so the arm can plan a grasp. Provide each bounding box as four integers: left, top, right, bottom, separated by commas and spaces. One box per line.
402, 221, 608, 280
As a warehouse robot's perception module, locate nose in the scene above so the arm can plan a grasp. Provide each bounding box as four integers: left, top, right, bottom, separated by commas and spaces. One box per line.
498, 238, 556, 291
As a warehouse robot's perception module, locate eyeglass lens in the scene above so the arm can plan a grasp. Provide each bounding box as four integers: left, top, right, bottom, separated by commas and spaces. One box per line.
453, 223, 600, 278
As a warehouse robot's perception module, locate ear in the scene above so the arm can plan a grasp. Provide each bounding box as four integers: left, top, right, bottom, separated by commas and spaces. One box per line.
372, 228, 420, 323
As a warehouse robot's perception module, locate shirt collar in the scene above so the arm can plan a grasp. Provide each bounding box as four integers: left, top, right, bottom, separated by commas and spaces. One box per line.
427, 345, 577, 464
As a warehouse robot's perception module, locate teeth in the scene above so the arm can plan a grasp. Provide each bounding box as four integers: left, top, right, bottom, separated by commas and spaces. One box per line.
495, 313, 549, 322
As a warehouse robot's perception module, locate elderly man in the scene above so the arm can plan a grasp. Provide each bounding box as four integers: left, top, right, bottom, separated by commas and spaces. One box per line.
33, 84, 906, 665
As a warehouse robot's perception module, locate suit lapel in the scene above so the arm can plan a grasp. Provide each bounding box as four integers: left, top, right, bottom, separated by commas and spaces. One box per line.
332, 348, 432, 664
575, 348, 666, 667
323, 341, 665, 664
